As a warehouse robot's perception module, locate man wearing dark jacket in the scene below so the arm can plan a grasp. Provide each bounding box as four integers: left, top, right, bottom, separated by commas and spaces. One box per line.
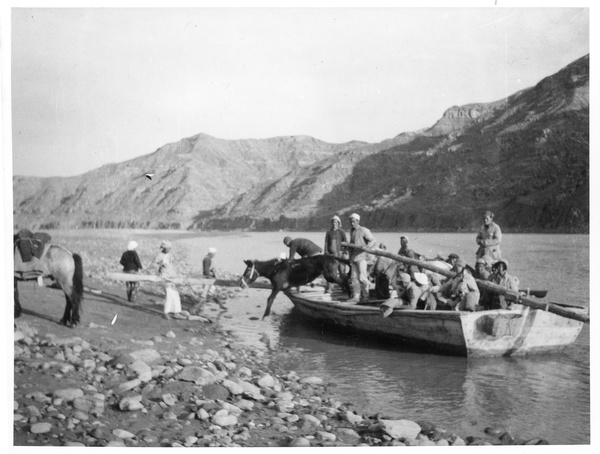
283, 236, 322, 259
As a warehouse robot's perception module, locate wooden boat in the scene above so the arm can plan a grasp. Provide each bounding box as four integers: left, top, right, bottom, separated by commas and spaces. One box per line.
285, 289, 585, 357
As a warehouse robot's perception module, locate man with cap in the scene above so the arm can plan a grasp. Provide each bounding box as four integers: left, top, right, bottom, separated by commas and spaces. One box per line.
203, 247, 218, 278
323, 215, 348, 293
481, 259, 520, 310
283, 236, 322, 260
476, 211, 502, 262
347, 213, 376, 303
380, 271, 431, 317
446, 253, 459, 267
431, 258, 480, 311
120, 240, 144, 302
473, 257, 491, 281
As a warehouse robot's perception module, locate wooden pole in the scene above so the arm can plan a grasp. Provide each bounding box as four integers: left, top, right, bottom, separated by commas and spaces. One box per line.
342, 242, 589, 324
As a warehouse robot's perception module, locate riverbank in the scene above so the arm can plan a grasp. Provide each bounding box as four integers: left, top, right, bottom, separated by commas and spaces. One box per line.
13, 232, 558, 447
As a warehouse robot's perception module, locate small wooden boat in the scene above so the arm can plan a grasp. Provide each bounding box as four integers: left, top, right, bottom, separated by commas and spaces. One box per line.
285, 289, 585, 357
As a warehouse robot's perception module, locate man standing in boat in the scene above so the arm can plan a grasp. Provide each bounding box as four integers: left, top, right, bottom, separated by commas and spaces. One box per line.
323, 215, 348, 293
283, 236, 322, 259
476, 211, 502, 262
347, 213, 376, 304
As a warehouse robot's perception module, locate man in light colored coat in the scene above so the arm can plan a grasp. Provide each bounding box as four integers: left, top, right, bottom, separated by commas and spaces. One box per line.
347, 213, 376, 303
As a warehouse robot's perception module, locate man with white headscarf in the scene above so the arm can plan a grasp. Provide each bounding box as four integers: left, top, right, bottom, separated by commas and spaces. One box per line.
203, 247, 218, 278
153, 240, 182, 319
323, 215, 348, 293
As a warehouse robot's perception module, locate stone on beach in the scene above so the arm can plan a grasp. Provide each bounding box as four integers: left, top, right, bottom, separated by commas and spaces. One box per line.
300, 376, 323, 385
129, 348, 162, 365
128, 360, 153, 382
380, 419, 422, 440
30, 422, 53, 434
119, 395, 144, 411
53, 388, 84, 402
113, 428, 136, 439
177, 366, 217, 385
222, 379, 244, 395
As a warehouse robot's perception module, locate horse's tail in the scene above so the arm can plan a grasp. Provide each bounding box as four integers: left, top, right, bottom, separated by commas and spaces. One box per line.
71, 253, 84, 308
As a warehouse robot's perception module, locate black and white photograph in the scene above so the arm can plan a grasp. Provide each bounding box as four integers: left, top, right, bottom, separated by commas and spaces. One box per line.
3, 1, 596, 450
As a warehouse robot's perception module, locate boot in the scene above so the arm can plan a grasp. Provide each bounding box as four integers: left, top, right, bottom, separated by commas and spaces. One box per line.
359, 287, 370, 304
346, 282, 361, 303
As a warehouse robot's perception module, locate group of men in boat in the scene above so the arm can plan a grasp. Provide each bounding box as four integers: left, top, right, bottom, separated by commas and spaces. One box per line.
283, 210, 521, 314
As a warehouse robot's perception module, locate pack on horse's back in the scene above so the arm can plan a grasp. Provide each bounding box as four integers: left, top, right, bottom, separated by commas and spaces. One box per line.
240, 255, 351, 319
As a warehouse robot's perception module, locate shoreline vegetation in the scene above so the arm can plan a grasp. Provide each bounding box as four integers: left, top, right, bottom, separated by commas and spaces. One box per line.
13, 231, 566, 447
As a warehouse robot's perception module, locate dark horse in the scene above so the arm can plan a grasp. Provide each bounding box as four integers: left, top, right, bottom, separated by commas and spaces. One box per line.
14, 238, 84, 327
240, 255, 352, 319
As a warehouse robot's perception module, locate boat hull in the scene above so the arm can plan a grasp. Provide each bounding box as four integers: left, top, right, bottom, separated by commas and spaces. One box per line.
286, 291, 584, 357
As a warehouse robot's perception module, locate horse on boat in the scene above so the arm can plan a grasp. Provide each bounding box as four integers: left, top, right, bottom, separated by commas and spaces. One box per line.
240, 255, 352, 319
14, 234, 84, 327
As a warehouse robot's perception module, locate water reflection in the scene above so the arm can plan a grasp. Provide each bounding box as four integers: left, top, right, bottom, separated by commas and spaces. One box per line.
274, 309, 589, 444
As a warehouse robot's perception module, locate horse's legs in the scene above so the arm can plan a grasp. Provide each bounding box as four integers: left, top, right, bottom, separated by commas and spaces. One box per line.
323, 258, 353, 297
262, 288, 280, 319
14, 277, 22, 319
60, 294, 73, 326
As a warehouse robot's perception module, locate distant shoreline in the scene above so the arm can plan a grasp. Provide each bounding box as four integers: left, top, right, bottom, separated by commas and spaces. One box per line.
18, 227, 590, 235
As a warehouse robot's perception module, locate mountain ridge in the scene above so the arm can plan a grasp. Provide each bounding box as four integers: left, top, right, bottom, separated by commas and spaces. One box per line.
13, 54, 589, 233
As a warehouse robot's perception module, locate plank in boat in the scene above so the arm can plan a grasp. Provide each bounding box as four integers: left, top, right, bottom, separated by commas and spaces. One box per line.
106, 272, 274, 288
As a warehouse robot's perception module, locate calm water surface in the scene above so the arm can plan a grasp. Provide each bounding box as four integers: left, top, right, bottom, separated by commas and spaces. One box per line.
175, 231, 590, 444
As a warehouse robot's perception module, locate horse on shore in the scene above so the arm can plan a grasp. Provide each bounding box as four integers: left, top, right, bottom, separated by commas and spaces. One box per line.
240, 255, 352, 319
14, 237, 84, 327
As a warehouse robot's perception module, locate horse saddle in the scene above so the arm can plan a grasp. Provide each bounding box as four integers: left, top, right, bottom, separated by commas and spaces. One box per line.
14, 229, 52, 280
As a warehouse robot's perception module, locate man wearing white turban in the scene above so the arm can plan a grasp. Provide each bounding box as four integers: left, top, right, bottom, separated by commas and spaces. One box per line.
152, 240, 182, 319
323, 215, 348, 293
203, 247, 218, 278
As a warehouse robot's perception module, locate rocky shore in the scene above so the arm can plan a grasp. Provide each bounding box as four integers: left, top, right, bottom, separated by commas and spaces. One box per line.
13, 232, 552, 447
14, 316, 551, 448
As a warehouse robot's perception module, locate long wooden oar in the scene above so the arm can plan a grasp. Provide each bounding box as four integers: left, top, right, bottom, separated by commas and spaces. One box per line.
342, 243, 589, 324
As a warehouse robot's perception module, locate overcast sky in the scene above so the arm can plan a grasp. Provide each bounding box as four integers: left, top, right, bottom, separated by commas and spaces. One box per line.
6, 4, 591, 177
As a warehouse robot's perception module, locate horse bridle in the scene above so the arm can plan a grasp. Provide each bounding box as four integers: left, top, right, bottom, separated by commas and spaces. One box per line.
240, 263, 258, 288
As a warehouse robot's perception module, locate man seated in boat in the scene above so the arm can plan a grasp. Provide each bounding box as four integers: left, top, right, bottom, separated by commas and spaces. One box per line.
370, 242, 396, 299
380, 272, 431, 317
283, 236, 322, 260
430, 258, 480, 311
480, 259, 520, 310
473, 257, 491, 280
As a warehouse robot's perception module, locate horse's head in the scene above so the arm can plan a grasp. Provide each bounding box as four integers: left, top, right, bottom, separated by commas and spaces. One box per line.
240, 260, 259, 288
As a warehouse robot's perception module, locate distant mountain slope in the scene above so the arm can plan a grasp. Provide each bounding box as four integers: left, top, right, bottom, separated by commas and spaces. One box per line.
13, 55, 588, 233
13, 134, 367, 229
199, 54, 589, 233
